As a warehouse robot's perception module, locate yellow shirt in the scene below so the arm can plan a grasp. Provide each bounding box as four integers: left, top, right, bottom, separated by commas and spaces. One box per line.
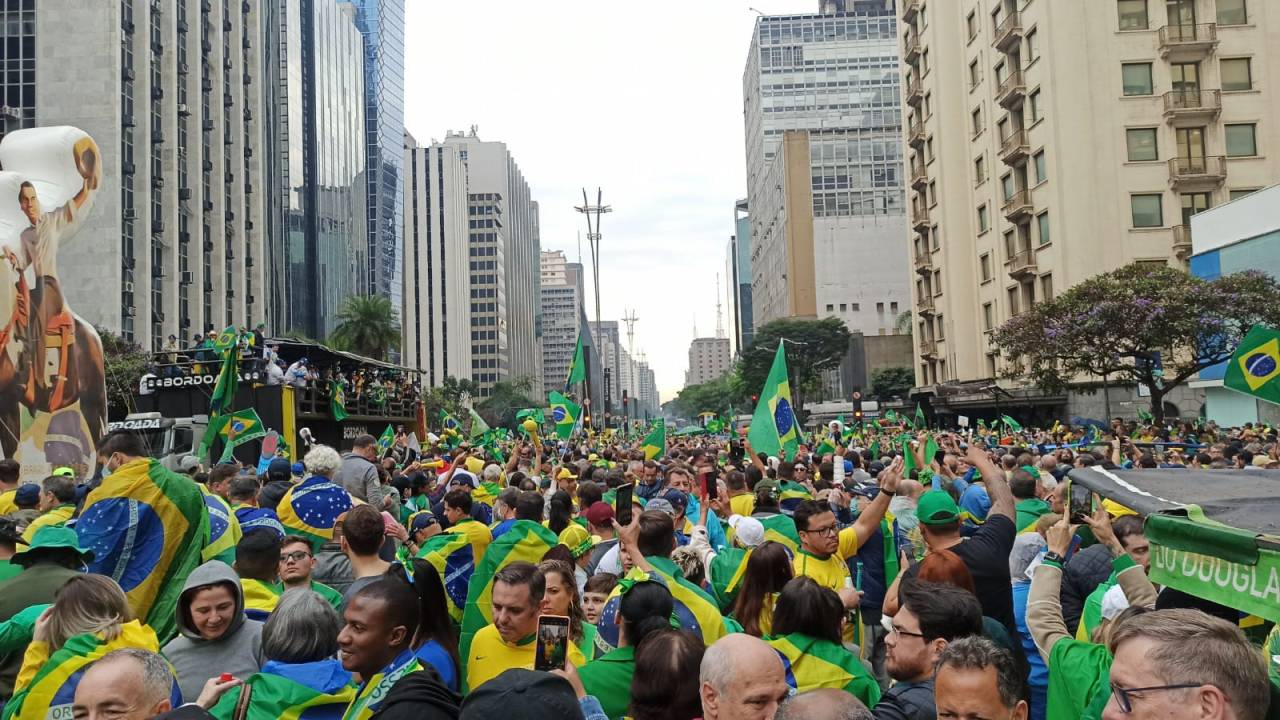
0, 490, 16, 516
793, 527, 861, 645
730, 493, 756, 517
447, 517, 492, 566
465, 622, 586, 692
21, 505, 76, 544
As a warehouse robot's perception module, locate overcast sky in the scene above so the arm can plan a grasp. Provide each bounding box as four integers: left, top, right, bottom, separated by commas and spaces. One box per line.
404, 0, 819, 401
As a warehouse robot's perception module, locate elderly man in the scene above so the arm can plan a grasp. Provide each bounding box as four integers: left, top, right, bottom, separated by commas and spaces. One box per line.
778, 689, 873, 720
699, 633, 791, 720
73, 649, 179, 719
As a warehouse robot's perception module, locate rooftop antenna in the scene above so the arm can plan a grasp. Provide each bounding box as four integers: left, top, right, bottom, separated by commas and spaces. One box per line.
622, 309, 639, 356
715, 273, 725, 339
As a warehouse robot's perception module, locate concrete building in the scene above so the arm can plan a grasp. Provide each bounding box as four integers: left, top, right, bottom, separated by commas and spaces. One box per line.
743, 3, 911, 338
685, 337, 732, 387
402, 132, 469, 386
590, 320, 622, 418
726, 198, 755, 356
438, 130, 541, 398
345, 0, 405, 320
263, 0, 367, 339
1190, 184, 1280, 425
637, 357, 659, 420
901, 0, 1280, 416
541, 250, 583, 394
9, 0, 269, 350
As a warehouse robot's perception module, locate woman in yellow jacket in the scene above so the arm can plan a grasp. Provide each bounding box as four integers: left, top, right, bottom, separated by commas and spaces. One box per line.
5, 574, 172, 720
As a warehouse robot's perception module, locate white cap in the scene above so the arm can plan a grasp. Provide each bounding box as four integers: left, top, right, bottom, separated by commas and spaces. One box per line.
728, 516, 766, 548
1101, 583, 1131, 621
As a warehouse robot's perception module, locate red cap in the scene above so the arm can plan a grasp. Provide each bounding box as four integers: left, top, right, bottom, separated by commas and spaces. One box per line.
584, 502, 615, 528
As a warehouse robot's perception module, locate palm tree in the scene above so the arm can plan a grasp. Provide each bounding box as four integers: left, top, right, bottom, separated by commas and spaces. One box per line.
328, 295, 401, 360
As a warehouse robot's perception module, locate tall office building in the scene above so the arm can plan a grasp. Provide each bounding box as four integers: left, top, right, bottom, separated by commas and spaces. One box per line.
540, 250, 583, 394
637, 358, 659, 419
402, 132, 469, 385
900, 0, 1279, 413
685, 337, 732, 386
589, 320, 622, 416
11, 0, 268, 350
263, 0, 367, 339
439, 130, 541, 397
345, 0, 405, 316
726, 198, 755, 356
743, 2, 910, 336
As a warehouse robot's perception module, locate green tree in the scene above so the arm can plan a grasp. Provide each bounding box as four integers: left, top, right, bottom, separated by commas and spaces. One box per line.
421, 376, 479, 429
476, 376, 538, 428
671, 375, 737, 421
328, 295, 401, 360
869, 366, 914, 400
739, 316, 852, 416
993, 263, 1280, 425
99, 327, 151, 419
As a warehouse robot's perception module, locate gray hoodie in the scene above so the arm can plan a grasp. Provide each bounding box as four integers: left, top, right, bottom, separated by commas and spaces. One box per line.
338, 452, 383, 508
161, 560, 264, 702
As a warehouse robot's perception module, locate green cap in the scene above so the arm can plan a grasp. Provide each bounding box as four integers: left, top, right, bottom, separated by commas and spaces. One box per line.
13, 526, 94, 567
917, 491, 962, 526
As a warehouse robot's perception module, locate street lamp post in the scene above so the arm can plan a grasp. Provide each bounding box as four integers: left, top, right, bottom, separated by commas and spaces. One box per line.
575, 188, 612, 429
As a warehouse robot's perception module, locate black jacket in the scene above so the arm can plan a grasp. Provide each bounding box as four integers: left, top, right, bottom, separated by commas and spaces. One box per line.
373, 666, 461, 720
1059, 543, 1114, 636
873, 678, 935, 720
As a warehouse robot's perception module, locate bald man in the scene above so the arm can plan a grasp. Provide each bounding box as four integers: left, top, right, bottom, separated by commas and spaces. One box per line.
699, 633, 791, 720
776, 689, 873, 720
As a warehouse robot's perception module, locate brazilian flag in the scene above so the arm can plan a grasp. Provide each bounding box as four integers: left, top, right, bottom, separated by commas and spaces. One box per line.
901, 434, 939, 480
566, 332, 586, 389
707, 546, 751, 612
1224, 324, 1280, 405
597, 556, 732, 654
201, 490, 241, 564
2, 621, 176, 720
549, 391, 581, 440
640, 418, 666, 460
468, 408, 490, 439
459, 519, 559, 691
241, 578, 282, 623
277, 477, 353, 551
747, 342, 799, 461
330, 380, 350, 421
778, 481, 813, 517
76, 459, 210, 643
516, 407, 545, 425
209, 669, 355, 720
377, 425, 395, 456
758, 514, 801, 552
416, 532, 475, 622
769, 632, 882, 707
441, 410, 462, 434
217, 408, 267, 463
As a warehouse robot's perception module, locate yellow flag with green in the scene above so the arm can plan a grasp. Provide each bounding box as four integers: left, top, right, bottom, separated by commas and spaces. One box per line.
640, 418, 666, 460
549, 391, 581, 440
1224, 324, 1280, 404
748, 342, 799, 461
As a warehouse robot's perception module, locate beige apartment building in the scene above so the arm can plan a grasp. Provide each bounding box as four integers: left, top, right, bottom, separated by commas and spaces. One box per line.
899, 0, 1279, 419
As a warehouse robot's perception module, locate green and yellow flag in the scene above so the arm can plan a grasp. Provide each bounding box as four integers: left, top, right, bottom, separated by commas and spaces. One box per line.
209, 671, 356, 720
515, 408, 545, 425
415, 531, 475, 623
468, 407, 490, 439
768, 632, 881, 707
640, 418, 666, 460
747, 342, 799, 461
566, 332, 586, 389
913, 403, 927, 430
1224, 324, 1280, 405
440, 410, 462, 434
549, 391, 581, 440
330, 380, 349, 422
376, 425, 395, 456
217, 408, 267, 463
1001, 415, 1023, 433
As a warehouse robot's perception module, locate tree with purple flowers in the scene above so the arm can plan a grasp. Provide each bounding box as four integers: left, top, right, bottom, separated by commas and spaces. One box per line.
992, 263, 1280, 425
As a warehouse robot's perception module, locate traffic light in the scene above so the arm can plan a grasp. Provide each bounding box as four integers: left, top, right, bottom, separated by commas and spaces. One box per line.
751, 394, 758, 403
854, 409, 864, 420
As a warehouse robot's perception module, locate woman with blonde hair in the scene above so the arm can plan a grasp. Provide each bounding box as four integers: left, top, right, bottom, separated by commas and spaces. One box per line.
7, 573, 169, 719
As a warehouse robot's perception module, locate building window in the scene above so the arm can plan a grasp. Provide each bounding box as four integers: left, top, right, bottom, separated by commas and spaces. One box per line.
966, 11, 977, 40
978, 204, 989, 233
1037, 211, 1051, 245
926, 138, 935, 162
1007, 287, 1020, 315
1230, 188, 1259, 201
1041, 273, 1054, 301
933, 270, 943, 295
1001, 174, 1015, 202
856, 303, 863, 311
931, 224, 941, 251
980, 253, 992, 282
936, 315, 945, 340
826, 303, 834, 312
972, 106, 983, 137
1126, 128, 1159, 161
1122, 63, 1154, 96
1034, 150, 1048, 183
983, 302, 995, 331
975, 155, 987, 185
928, 181, 938, 207
1225, 123, 1257, 157
888, 302, 895, 313
1221, 58, 1252, 91
839, 303, 847, 312
969, 59, 981, 88
920, 4, 928, 27
1217, 0, 1247, 25
1131, 193, 1164, 227
1118, 0, 1149, 30
924, 91, 932, 117
1026, 28, 1039, 61
877, 302, 886, 313
1029, 89, 1042, 122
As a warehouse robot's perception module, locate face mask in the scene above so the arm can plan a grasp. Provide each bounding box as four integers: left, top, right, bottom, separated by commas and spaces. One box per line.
101, 454, 119, 478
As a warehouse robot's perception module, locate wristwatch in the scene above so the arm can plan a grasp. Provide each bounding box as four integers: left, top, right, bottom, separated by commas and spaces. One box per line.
1043, 551, 1066, 565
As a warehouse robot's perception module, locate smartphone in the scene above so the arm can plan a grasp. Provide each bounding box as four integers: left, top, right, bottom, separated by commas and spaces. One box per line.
534, 615, 570, 672
700, 470, 719, 499
1068, 480, 1093, 523
615, 483, 634, 526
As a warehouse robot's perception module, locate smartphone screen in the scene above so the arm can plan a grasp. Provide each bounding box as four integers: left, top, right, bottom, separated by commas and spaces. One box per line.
534, 615, 570, 672
615, 483, 634, 526
1068, 480, 1092, 523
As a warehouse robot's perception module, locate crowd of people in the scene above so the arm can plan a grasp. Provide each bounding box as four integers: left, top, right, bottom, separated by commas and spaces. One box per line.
0, 416, 1275, 720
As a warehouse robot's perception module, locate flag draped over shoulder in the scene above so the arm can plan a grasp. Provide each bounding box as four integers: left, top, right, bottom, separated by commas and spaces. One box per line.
778, 481, 814, 516
748, 343, 799, 461
2, 621, 173, 720
566, 333, 586, 389
201, 490, 241, 564
75, 459, 209, 644
415, 532, 475, 623
330, 380, 350, 421
209, 670, 356, 720
596, 556, 731, 654
640, 419, 666, 460
277, 476, 354, 551
707, 546, 751, 612
758, 514, 800, 552
549, 391, 581, 441
769, 632, 881, 707
1224, 324, 1280, 405
459, 520, 559, 690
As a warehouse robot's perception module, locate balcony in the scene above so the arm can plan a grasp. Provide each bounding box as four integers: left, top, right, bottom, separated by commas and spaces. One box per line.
1162, 89, 1221, 124
904, 32, 921, 64
1002, 189, 1033, 222
919, 338, 937, 358
908, 119, 926, 148
999, 129, 1030, 165
905, 76, 923, 107
911, 205, 930, 232
1158, 23, 1218, 60
917, 295, 936, 316
914, 251, 932, 275
902, 0, 920, 22
1172, 225, 1193, 259
1006, 248, 1037, 280
1168, 155, 1226, 189
995, 70, 1026, 109
910, 164, 928, 191
993, 11, 1023, 53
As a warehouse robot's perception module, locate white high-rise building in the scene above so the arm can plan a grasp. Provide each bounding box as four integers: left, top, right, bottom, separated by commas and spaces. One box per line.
402, 132, 470, 385
685, 337, 732, 387
540, 250, 583, 394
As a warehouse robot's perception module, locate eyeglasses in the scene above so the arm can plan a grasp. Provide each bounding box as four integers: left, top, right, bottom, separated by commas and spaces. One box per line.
279, 551, 312, 564
1109, 683, 1202, 713
801, 524, 838, 537
888, 625, 927, 639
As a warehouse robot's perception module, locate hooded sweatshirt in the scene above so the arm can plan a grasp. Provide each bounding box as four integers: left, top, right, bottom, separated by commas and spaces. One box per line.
373, 664, 460, 720
162, 560, 265, 702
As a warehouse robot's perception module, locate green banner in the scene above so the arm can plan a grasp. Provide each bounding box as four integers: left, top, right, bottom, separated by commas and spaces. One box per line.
1148, 542, 1280, 623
